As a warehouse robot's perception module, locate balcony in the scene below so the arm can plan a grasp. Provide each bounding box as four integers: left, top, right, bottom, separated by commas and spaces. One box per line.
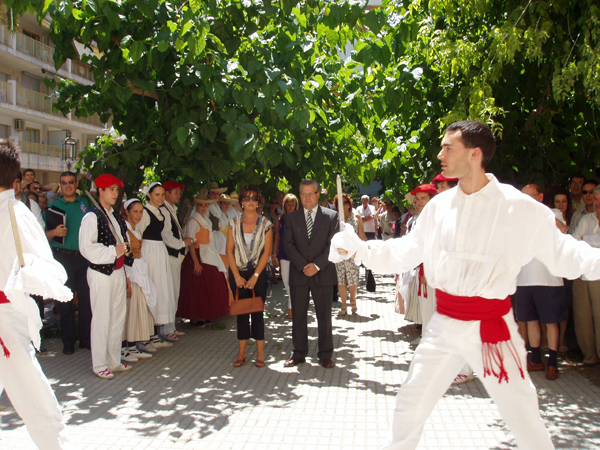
0, 24, 9, 46
15, 84, 59, 116
72, 112, 106, 128
15, 31, 54, 65
0, 80, 12, 104
19, 141, 64, 158
71, 59, 94, 82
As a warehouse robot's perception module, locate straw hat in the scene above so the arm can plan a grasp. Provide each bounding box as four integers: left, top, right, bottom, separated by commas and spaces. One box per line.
209, 182, 227, 194
218, 193, 238, 203
229, 191, 240, 201
194, 193, 217, 204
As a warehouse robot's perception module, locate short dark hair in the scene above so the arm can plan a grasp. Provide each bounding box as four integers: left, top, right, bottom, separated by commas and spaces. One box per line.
60, 171, 77, 180
446, 120, 497, 169
23, 168, 35, 177
24, 190, 38, 201
582, 179, 598, 188
299, 179, 320, 192
240, 184, 260, 199
570, 175, 585, 183
0, 139, 21, 189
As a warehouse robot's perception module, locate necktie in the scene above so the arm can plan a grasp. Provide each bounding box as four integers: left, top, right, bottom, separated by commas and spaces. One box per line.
306, 210, 313, 238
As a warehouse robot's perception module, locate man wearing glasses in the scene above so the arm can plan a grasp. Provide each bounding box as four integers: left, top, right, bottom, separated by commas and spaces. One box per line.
569, 180, 598, 234
45, 171, 92, 355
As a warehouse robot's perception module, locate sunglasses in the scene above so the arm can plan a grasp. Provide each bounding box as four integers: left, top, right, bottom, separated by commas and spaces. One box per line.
242, 197, 258, 202
582, 190, 595, 195
61, 180, 76, 185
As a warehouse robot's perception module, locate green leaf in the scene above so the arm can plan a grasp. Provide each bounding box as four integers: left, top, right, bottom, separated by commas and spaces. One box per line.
72, 8, 84, 20
199, 122, 218, 142
120, 35, 132, 48
102, 5, 121, 29
115, 86, 133, 104
130, 41, 145, 63
190, 0, 202, 13
176, 127, 190, 146
157, 40, 169, 52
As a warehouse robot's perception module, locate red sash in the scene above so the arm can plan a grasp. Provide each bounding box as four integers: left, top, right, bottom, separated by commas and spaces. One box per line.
115, 255, 125, 270
435, 289, 524, 384
0, 291, 10, 358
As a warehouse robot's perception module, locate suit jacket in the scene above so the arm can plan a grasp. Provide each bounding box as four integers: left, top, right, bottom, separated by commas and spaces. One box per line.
283, 206, 339, 287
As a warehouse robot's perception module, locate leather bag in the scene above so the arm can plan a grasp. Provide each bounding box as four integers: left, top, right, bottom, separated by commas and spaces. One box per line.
229, 287, 264, 316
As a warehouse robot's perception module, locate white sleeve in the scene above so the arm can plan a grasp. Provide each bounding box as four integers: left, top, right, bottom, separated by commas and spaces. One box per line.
185, 218, 199, 240
79, 213, 118, 265
583, 234, 600, 248
161, 207, 184, 249
30, 200, 45, 230
137, 209, 150, 234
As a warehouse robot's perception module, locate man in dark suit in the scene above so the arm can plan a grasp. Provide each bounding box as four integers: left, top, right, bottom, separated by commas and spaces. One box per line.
283, 179, 339, 368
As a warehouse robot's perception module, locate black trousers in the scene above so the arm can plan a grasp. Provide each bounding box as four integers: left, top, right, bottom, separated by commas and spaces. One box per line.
52, 250, 92, 348
229, 267, 267, 341
290, 281, 334, 360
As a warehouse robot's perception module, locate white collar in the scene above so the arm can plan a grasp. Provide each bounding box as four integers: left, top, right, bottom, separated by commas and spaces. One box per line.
304, 205, 319, 216
145, 203, 164, 220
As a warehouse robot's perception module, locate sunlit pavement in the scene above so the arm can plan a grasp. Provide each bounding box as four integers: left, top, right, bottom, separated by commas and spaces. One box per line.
2, 270, 600, 449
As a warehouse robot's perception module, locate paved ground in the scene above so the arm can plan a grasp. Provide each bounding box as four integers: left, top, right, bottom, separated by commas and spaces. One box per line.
2, 271, 600, 449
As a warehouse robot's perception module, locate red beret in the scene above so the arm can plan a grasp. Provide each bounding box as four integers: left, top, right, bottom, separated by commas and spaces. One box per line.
95, 174, 123, 189
411, 184, 437, 196
433, 173, 459, 183
163, 180, 185, 191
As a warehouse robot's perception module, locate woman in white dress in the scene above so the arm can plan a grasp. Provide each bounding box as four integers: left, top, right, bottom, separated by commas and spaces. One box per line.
136, 182, 175, 350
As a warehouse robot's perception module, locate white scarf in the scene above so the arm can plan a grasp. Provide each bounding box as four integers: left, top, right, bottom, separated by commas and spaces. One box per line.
126, 221, 142, 240
191, 209, 212, 231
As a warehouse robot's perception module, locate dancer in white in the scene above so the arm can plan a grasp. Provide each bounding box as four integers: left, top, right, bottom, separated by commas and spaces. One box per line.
79, 174, 134, 379
330, 120, 600, 450
0, 139, 72, 449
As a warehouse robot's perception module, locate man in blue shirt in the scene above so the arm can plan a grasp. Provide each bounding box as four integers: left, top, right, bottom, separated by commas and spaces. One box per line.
45, 171, 91, 355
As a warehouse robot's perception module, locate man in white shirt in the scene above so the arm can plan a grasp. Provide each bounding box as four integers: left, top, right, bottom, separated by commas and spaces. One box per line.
569, 175, 585, 213
331, 120, 600, 450
359, 195, 377, 240
569, 180, 598, 234
79, 174, 133, 380
0, 139, 71, 449
160, 180, 192, 341
516, 184, 566, 381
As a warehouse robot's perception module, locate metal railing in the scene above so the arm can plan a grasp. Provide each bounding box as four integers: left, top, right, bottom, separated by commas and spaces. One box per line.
71, 59, 94, 82
0, 25, 9, 46
0, 80, 12, 104
72, 112, 106, 128
19, 141, 64, 158
15, 85, 59, 115
15, 31, 54, 65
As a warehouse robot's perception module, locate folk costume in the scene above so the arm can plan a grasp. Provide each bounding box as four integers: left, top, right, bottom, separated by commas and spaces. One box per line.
331, 174, 600, 450
207, 182, 227, 232
0, 189, 71, 449
123, 201, 157, 345
178, 195, 230, 322
79, 174, 134, 378
137, 195, 176, 328
213, 193, 238, 273
160, 180, 187, 338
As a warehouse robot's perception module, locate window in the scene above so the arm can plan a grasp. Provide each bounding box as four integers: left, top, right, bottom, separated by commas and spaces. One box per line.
23, 128, 40, 143
22, 30, 40, 41
22, 73, 41, 92
0, 124, 9, 138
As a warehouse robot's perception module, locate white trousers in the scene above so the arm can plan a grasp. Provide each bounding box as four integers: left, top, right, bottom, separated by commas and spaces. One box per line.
280, 259, 291, 309
88, 268, 127, 373
384, 310, 554, 450
163, 255, 182, 335
0, 304, 71, 449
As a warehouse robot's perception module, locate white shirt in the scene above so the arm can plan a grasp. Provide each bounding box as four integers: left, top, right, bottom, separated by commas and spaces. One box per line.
355, 175, 600, 299
160, 201, 185, 252
359, 204, 377, 234
304, 205, 319, 221
380, 211, 394, 235
184, 212, 226, 274
572, 212, 600, 280
137, 203, 165, 235
1, 190, 52, 290
29, 199, 45, 230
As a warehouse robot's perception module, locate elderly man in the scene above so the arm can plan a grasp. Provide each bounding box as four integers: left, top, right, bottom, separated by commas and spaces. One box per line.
569, 174, 586, 212
569, 180, 598, 234
572, 185, 600, 366
359, 195, 377, 240
331, 120, 600, 449
515, 184, 566, 380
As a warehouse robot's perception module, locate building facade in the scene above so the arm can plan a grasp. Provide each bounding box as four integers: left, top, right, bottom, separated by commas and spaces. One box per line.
0, 13, 108, 184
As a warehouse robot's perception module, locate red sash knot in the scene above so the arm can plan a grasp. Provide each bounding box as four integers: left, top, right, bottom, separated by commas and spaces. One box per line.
0, 291, 11, 358
435, 289, 524, 384
417, 265, 428, 298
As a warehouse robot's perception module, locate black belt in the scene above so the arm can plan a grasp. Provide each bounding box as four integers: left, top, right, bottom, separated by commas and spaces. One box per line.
52, 247, 80, 256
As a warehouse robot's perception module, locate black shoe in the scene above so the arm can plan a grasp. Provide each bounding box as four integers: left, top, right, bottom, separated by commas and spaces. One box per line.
36, 346, 48, 355
63, 346, 75, 355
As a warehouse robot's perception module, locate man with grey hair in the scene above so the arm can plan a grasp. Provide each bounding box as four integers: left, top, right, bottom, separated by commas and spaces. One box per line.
283, 179, 339, 368
359, 194, 377, 240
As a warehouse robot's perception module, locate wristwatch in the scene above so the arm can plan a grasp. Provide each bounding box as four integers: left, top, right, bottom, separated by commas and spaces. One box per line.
253, 272, 259, 278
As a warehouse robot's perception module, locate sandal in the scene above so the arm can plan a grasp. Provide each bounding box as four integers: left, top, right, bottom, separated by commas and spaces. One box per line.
350, 301, 357, 314
287, 309, 293, 319
233, 355, 247, 367
255, 359, 265, 368
337, 309, 347, 317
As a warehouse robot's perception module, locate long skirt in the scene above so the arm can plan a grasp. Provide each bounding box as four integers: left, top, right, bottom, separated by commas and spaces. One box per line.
404, 274, 422, 324
177, 248, 230, 321
141, 239, 175, 325
123, 282, 155, 342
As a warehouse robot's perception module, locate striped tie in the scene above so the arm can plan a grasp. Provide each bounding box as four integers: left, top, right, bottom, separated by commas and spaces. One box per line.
306, 210, 313, 238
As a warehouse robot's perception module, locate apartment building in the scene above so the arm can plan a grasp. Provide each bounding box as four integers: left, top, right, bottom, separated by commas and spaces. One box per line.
0, 13, 108, 184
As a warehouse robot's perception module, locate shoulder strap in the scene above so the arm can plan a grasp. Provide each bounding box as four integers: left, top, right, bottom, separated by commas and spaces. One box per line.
8, 201, 25, 268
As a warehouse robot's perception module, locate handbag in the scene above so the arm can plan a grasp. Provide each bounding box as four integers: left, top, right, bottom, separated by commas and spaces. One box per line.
366, 269, 377, 292
229, 286, 265, 316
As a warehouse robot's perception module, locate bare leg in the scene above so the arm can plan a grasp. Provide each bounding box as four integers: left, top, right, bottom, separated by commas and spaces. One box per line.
256, 339, 264, 364
517, 321, 528, 347
234, 339, 247, 366
338, 284, 348, 315
527, 320, 541, 348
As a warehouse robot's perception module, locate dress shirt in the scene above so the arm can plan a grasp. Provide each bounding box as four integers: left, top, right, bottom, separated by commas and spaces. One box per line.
161, 201, 184, 250
0, 190, 52, 291
359, 204, 377, 234
303, 205, 320, 271
572, 212, 600, 280
569, 208, 593, 235
572, 197, 585, 212
354, 175, 600, 299
380, 211, 394, 235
